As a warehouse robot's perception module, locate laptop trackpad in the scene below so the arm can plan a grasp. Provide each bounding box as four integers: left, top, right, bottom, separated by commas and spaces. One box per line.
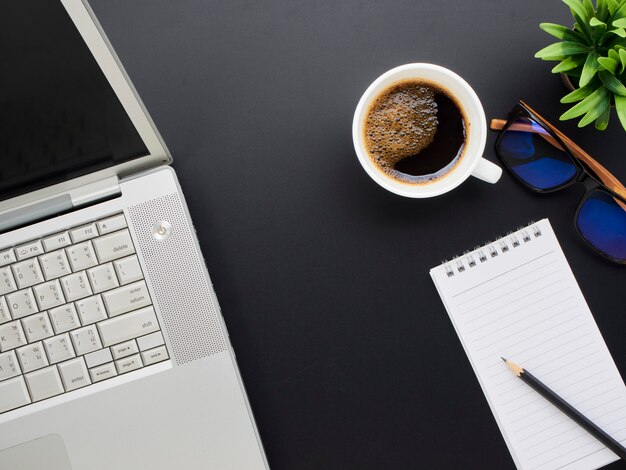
0, 434, 72, 470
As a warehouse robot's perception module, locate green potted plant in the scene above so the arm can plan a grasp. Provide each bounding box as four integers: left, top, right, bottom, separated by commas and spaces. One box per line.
535, 0, 626, 131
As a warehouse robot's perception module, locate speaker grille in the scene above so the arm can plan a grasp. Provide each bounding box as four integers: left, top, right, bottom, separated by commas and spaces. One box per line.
127, 193, 227, 365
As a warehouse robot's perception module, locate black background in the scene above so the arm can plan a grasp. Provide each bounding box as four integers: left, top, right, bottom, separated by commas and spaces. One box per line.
90, 1, 626, 468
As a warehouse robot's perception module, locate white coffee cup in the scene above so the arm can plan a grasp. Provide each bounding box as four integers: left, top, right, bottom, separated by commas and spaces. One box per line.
352, 63, 502, 198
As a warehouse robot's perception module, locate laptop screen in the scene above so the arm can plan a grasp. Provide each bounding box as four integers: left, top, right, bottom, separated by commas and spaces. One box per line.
0, 2, 149, 202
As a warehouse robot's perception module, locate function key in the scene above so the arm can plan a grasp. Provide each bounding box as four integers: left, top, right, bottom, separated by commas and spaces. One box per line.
15, 240, 44, 260
70, 223, 99, 243
0, 249, 16, 267
42, 232, 71, 252
96, 214, 127, 235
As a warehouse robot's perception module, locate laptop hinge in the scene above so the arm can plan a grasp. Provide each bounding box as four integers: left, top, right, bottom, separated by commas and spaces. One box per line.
0, 176, 120, 234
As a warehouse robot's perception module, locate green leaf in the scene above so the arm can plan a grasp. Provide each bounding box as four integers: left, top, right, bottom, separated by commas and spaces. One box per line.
598, 56, 619, 72
607, 36, 626, 49
552, 56, 586, 73
580, 52, 600, 86
583, 0, 596, 18
597, 0, 609, 18
539, 23, 586, 42
590, 17, 607, 26
563, 0, 590, 21
535, 41, 591, 59
561, 85, 610, 119
613, 17, 626, 27
607, 0, 620, 15
599, 69, 626, 94
609, 49, 621, 61
614, 94, 626, 130
574, 22, 594, 42
561, 81, 598, 102
619, 48, 626, 71
578, 97, 610, 126
595, 104, 611, 130
608, 27, 626, 36
616, 0, 626, 17
552, 55, 584, 73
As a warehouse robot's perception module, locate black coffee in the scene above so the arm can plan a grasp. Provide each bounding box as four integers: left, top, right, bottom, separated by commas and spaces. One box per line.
363, 79, 468, 185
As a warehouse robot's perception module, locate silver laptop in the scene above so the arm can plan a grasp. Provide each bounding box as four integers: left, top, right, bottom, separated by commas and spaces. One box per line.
0, 1, 268, 469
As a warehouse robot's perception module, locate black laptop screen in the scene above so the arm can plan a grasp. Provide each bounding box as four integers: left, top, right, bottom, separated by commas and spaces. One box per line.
0, 1, 149, 202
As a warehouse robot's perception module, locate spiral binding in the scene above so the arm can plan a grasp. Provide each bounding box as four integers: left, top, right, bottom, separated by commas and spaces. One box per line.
443, 222, 543, 278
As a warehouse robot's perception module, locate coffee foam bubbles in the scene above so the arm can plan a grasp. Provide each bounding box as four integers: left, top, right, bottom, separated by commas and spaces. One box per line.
364, 82, 438, 169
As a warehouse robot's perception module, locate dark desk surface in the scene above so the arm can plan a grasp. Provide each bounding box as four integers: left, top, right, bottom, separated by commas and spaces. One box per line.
92, 1, 626, 468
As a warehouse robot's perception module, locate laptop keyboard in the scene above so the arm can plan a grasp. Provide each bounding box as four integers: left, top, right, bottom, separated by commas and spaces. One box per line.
0, 214, 169, 414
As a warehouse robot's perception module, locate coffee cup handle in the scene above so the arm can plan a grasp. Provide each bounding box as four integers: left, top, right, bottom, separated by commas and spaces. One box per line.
471, 158, 502, 184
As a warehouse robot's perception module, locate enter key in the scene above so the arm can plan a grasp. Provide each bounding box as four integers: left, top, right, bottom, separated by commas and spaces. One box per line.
101, 281, 152, 317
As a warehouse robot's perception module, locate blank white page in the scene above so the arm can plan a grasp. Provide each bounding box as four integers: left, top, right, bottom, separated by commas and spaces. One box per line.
430, 219, 626, 470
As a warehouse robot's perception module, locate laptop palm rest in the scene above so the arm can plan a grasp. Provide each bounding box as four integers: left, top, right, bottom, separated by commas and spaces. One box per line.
0, 434, 72, 470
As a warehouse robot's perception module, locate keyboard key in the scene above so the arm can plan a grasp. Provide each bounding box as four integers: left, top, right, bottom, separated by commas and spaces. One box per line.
0, 249, 16, 267
84, 348, 113, 368
75, 294, 107, 326
16, 342, 48, 373
141, 345, 169, 366
0, 321, 27, 352
49, 304, 81, 334
101, 281, 151, 317
33, 280, 65, 311
115, 354, 143, 375
0, 376, 30, 412
87, 263, 119, 294
97, 306, 160, 347
111, 339, 139, 360
25, 366, 64, 402
0, 267, 17, 295
70, 325, 102, 355
42, 232, 71, 252
22, 313, 53, 343
15, 240, 44, 261
66, 241, 98, 272
43, 333, 75, 364
0, 297, 11, 324
112, 255, 143, 285
0, 350, 21, 380
60, 271, 92, 302
58, 357, 91, 392
137, 331, 165, 351
6, 288, 38, 319
69, 223, 98, 243
89, 362, 117, 383
92, 229, 135, 263
39, 250, 71, 280
96, 214, 127, 235
12, 259, 44, 289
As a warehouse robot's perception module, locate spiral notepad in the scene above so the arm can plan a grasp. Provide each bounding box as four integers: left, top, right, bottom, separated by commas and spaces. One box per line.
430, 219, 626, 470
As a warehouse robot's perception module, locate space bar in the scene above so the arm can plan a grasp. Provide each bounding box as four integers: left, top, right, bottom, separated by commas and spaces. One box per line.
97, 307, 160, 347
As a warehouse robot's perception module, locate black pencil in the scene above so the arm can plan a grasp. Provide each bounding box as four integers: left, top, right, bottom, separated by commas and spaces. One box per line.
501, 357, 626, 461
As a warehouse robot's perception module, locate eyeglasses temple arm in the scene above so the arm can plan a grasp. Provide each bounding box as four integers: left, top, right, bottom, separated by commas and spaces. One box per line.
490, 119, 565, 150
490, 118, 626, 201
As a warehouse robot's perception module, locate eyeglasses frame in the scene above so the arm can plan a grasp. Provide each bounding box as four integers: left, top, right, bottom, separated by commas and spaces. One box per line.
492, 101, 626, 264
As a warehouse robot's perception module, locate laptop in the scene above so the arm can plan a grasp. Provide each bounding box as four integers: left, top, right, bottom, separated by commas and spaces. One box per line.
0, 1, 268, 469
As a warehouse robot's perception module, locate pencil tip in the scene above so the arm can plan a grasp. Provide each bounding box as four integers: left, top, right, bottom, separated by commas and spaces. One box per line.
501, 356, 507, 362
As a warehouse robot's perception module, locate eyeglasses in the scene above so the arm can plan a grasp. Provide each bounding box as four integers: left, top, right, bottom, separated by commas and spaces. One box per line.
491, 101, 626, 264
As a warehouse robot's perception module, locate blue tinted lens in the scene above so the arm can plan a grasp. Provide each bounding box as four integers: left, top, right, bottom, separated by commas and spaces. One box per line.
498, 117, 577, 190
577, 190, 626, 262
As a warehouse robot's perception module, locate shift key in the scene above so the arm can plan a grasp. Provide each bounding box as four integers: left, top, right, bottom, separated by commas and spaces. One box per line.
97, 306, 160, 347
102, 281, 151, 317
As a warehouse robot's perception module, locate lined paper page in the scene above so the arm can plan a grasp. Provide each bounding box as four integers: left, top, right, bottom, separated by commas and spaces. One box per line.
430, 219, 626, 470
